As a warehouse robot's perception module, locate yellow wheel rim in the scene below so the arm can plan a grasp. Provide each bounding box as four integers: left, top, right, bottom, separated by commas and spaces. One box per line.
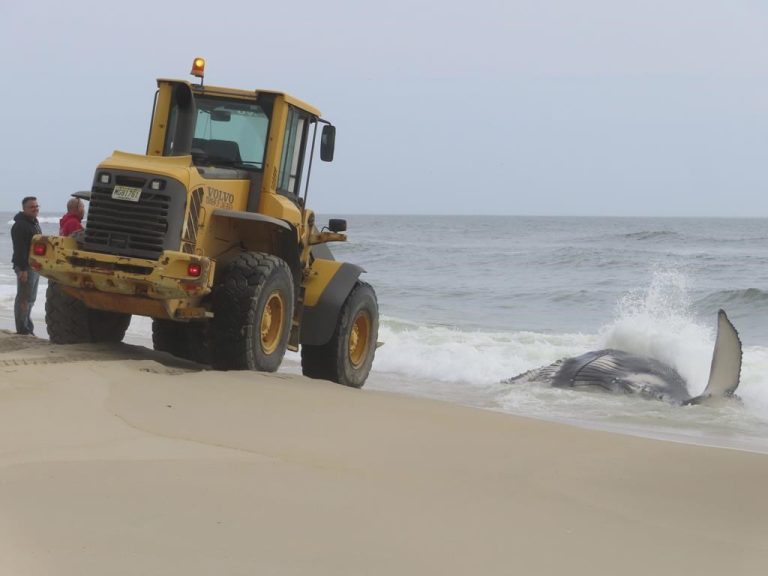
260, 291, 285, 355
348, 310, 371, 368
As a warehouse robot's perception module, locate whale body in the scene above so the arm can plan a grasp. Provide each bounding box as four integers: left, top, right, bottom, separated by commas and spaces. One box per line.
507, 310, 742, 406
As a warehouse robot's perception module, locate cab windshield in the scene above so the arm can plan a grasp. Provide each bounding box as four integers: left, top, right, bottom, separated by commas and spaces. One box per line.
191, 96, 271, 170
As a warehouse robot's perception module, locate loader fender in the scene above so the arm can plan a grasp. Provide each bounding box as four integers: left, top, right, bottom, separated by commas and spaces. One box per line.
211, 209, 301, 283
301, 260, 363, 346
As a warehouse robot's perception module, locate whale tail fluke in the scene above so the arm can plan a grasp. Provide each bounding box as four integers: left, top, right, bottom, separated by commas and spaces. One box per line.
686, 309, 742, 406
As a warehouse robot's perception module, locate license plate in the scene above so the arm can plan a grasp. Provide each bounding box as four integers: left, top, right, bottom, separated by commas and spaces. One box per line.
112, 185, 142, 202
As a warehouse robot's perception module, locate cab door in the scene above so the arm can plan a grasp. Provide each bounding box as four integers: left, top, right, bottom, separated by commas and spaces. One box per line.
277, 105, 311, 201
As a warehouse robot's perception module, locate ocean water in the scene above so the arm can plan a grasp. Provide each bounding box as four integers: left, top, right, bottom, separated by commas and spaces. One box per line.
4, 213, 768, 452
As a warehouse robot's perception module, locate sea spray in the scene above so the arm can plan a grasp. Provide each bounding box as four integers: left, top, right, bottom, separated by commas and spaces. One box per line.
597, 268, 713, 395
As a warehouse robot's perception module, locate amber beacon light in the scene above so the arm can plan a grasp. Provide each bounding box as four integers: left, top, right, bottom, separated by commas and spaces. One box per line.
190, 57, 205, 79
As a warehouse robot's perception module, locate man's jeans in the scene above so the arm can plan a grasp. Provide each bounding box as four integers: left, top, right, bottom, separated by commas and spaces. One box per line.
15, 269, 39, 335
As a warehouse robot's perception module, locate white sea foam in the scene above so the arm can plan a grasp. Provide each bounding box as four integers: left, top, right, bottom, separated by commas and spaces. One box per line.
0, 283, 17, 306
373, 317, 594, 387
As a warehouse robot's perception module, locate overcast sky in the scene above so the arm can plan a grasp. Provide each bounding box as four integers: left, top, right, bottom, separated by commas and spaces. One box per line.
1, 0, 767, 216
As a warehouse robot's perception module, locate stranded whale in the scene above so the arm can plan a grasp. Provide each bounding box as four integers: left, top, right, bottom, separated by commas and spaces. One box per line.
507, 309, 742, 406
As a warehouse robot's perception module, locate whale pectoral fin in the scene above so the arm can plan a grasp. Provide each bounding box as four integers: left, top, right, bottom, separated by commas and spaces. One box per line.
690, 309, 742, 404
506, 359, 566, 385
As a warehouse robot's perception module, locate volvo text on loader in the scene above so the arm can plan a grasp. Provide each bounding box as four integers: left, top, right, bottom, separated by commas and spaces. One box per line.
30, 58, 378, 387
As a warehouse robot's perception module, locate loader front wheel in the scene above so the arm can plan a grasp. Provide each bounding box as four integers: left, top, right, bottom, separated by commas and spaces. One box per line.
211, 252, 294, 372
301, 281, 378, 388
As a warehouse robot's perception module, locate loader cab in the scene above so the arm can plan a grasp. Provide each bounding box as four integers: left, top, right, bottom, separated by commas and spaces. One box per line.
147, 79, 334, 208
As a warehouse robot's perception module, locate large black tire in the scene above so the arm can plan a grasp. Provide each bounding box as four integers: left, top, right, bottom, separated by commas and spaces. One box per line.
152, 319, 186, 357
46, 282, 90, 344
88, 309, 132, 343
46, 282, 131, 344
301, 281, 378, 388
211, 252, 294, 371
152, 319, 211, 364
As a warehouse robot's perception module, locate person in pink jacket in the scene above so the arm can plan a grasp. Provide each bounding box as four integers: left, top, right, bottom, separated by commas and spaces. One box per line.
59, 198, 85, 236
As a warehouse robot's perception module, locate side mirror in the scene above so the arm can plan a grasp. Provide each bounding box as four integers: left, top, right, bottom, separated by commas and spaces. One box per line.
320, 124, 336, 162
328, 218, 347, 233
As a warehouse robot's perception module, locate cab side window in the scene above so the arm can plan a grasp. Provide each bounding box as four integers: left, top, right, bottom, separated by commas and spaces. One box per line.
278, 106, 309, 196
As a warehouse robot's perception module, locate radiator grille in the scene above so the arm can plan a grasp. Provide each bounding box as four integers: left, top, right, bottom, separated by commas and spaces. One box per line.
84, 183, 172, 260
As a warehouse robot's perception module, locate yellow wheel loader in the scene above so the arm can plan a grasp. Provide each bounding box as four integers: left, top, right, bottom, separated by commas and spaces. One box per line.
29, 58, 378, 388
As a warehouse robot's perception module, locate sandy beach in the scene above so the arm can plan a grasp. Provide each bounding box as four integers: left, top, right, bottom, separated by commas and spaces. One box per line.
0, 330, 767, 575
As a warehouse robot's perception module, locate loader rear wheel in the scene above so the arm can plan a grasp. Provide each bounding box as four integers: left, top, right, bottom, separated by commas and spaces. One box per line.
301, 281, 378, 388
152, 319, 187, 357
88, 309, 132, 343
46, 282, 90, 344
211, 252, 294, 372
152, 319, 211, 364
45, 282, 131, 344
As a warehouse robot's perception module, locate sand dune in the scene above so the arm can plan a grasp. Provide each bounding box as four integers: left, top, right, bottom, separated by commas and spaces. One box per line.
1, 330, 767, 575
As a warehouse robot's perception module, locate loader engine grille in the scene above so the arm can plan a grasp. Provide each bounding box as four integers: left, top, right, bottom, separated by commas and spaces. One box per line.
83, 172, 187, 261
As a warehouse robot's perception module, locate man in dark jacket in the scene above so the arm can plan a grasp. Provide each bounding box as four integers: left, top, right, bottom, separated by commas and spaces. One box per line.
11, 196, 42, 335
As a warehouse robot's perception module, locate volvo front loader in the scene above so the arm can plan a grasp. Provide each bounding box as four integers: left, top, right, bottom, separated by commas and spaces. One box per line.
30, 58, 378, 387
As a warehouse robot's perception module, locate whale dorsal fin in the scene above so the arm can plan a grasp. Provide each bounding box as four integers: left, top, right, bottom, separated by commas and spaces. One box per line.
690, 310, 742, 404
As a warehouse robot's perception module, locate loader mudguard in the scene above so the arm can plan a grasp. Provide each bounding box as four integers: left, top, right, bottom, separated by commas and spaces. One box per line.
210, 209, 301, 283
300, 261, 363, 346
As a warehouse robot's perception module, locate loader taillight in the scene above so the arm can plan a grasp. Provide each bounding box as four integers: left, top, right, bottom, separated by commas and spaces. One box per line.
33, 242, 46, 256
187, 263, 202, 277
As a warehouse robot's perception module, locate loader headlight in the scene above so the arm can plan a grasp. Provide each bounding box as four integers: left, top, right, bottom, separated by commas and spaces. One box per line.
150, 179, 165, 191
98, 172, 111, 184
